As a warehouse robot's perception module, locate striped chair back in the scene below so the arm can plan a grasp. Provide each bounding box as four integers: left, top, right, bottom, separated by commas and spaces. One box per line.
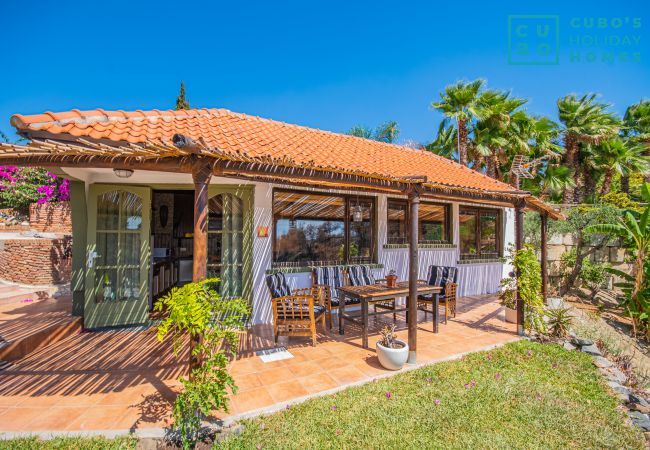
348, 265, 376, 286
265, 272, 292, 299
426, 265, 458, 294
312, 266, 344, 301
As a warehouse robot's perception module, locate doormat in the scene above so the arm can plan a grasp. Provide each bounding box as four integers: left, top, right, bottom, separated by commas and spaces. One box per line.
256, 347, 294, 363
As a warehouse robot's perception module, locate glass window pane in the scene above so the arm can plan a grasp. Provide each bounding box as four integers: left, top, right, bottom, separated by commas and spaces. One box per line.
480, 212, 498, 258
419, 203, 447, 243
95, 268, 118, 303
121, 192, 143, 231
97, 191, 120, 230
459, 210, 478, 258
120, 233, 141, 266
349, 199, 373, 264
387, 200, 407, 244
273, 192, 345, 265
96, 232, 118, 266
119, 268, 140, 301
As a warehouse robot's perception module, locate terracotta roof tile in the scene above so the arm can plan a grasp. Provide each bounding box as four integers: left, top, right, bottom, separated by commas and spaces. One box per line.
11, 107, 521, 194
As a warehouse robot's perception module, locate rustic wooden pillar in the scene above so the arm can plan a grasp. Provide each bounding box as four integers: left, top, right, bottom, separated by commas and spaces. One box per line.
190, 160, 212, 373
540, 212, 548, 302
407, 188, 420, 364
515, 204, 525, 335
192, 163, 212, 282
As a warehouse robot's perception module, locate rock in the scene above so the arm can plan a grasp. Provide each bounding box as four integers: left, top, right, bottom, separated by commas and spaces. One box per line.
581, 344, 602, 356
607, 381, 631, 402
631, 393, 650, 408
572, 337, 594, 347
563, 341, 577, 351
603, 367, 627, 384
593, 356, 613, 368
630, 403, 650, 414
629, 411, 650, 431
135, 438, 159, 450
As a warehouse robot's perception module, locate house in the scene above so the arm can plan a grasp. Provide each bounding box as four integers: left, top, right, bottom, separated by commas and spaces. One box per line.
0, 108, 561, 334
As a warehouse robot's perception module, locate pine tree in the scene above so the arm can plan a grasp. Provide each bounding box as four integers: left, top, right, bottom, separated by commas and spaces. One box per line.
175, 81, 190, 110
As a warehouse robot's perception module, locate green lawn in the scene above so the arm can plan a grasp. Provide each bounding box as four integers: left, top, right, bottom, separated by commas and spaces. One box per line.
0, 436, 136, 450
222, 341, 644, 449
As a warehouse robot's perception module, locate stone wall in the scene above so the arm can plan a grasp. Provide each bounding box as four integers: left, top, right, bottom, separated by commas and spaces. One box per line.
29, 202, 72, 233
0, 238, 72, 285
546, 233, 632, 289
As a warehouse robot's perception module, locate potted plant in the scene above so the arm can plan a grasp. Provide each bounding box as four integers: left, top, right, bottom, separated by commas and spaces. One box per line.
385, 270, 398, 288
376, 325, 408, 370
498, 274, 518, 323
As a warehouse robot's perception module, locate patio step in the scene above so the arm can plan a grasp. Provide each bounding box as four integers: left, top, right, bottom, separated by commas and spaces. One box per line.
0, 285, 56, 305
0, 315, 82, 362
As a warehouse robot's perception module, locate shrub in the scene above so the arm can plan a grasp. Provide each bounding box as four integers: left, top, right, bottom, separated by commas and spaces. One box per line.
500, 245, 546, 334
155, 278, 250, 449
546, 307, 573, 338
579, 259, 610, 298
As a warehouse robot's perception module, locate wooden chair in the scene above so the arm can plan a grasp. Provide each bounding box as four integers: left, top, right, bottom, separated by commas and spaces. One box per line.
417, 265, 458, 329
312, 266, 354, 329
265, 273, 325, 346
347, 265, 396, 320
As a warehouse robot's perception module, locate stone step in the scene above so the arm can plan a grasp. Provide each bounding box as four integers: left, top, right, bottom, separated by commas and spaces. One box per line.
0, 315, 82, 362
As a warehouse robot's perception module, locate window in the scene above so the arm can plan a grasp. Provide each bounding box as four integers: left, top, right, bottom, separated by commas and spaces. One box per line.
387, 199, 451, 244
459, 207, 501, 260
273, 190, 375, 266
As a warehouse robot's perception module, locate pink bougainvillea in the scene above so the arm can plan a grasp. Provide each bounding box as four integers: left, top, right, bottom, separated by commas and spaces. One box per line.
0, 166, 70, 210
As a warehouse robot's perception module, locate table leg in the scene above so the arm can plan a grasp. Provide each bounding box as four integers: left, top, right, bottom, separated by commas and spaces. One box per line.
362, 299, 369, 349
339, 293, 345, 335
434, 293, 439, 334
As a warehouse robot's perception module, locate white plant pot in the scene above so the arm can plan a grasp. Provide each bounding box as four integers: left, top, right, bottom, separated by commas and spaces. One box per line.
376, 339, 409, 370
505, 307, 517, 323
546, 297, 564, 310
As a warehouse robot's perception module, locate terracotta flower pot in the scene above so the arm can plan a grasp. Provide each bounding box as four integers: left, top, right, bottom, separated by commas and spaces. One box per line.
386, 274, 398, 288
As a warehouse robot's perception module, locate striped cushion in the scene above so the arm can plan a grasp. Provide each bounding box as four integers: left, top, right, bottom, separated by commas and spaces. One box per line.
348, 265, 375, 286
313, 266, 343, 301
265, 272, 292, 298
424, 265, 458, 300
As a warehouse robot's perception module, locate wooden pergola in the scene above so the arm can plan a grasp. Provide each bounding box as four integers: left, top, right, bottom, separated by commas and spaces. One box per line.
0, 130, 563, 361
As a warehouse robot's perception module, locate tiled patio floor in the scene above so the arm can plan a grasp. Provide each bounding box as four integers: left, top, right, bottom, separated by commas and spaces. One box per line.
0, 294, 517, 433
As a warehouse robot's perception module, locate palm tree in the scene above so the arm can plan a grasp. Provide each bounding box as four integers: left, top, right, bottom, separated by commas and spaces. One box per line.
473, 90, 528, 180
623, 100, 650, 188
347, 121, 400, 143
557, 94, 620, 204
592, 138, 649, 195
425, 121, 456, 159
375, 121, 400, 143
432, 79, 485, 166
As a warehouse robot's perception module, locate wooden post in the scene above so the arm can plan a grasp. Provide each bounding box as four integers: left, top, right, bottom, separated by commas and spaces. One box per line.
540, 212, 548, 302
407, 187, 420, 364
190, 160, 212, 373
515, 204, 525, 335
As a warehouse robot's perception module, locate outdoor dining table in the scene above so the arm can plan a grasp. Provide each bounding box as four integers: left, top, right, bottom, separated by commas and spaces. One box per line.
338, 281, 442, 349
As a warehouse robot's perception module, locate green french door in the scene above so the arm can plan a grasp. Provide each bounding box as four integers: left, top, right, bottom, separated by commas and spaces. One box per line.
84, 185, 151, 328
207, 187, 253, 301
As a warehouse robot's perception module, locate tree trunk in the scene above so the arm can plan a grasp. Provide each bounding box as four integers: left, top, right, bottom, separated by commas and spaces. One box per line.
582, 161, 596, 202
457, 118, 468, 166
562, 134, 578, 204
620, 175, 630, 193
600, 170, 614, 196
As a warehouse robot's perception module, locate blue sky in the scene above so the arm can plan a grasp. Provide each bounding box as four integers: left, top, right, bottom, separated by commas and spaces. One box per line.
1, 0, 647, 144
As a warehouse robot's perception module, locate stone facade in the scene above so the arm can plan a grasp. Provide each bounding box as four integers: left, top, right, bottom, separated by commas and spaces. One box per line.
0, 238, 72, 285
28, 202, 72, 233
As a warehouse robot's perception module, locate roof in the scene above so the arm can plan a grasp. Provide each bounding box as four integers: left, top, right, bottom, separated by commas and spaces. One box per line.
3, 107, 564, 219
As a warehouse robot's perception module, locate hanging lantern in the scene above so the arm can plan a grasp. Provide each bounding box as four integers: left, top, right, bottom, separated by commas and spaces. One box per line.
352, 204, 363, 222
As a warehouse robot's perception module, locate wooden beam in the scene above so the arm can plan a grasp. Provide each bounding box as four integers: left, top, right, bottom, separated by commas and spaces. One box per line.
515, 204, 525, 335
540, 212, 549, 302
407, 186, 421, 364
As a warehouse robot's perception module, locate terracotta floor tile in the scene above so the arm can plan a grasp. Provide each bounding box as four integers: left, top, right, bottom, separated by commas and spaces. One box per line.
313, 356, 349, 371
255, 366, 295, 386
327, 366, 369, 386
265, 381, 309, 403
297, 373, 338, 394
233, 373, 263, 392
283, 361, 322, 378
230, 387, 275, 412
